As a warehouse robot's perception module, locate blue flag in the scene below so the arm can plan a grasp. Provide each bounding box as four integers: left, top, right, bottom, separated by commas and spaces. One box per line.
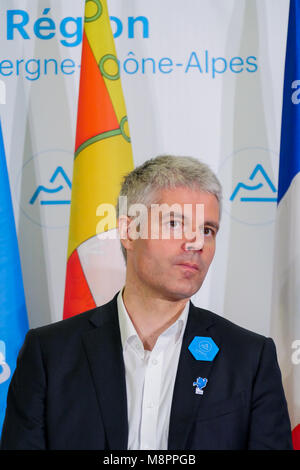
277, 0, 300, 204
0, 119, 28, 435
271, 0, 300, 449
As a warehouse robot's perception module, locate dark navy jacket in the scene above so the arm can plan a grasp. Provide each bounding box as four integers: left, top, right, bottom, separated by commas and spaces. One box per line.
0, 294, 293, 450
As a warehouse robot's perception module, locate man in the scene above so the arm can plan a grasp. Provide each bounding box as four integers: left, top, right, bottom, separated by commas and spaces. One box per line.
1, 155, 293, 450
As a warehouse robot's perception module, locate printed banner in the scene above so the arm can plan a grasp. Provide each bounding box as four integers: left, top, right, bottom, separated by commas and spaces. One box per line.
0, 0, 296, 439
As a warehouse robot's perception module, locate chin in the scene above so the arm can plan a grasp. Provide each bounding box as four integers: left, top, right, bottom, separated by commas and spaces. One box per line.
163, 283, 202, 301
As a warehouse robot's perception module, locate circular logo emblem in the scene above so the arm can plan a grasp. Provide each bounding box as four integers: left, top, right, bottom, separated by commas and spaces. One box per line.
197, 340, 212, 354
15, 149, 73, 229
218, 147, 279, 226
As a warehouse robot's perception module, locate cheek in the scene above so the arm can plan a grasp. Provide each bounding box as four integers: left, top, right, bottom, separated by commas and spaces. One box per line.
136, 241, 174, 274
205, 243, 216, 265
133, 240, 161, 269
141, 239, 173, 257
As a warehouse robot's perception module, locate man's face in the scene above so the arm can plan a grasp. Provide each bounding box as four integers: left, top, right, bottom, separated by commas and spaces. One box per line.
122, 187, 220, 301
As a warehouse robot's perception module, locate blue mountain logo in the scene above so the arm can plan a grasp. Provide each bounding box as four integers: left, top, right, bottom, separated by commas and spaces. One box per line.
29, 166, 72, 206
230, 164, 277, 202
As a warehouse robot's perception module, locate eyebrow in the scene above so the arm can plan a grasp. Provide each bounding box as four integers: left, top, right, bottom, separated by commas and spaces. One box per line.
204, 221, 220, 232
161, 211, 185, 219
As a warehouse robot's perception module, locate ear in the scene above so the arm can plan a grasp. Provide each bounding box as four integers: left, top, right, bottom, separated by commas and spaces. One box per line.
118, 215, 134, 252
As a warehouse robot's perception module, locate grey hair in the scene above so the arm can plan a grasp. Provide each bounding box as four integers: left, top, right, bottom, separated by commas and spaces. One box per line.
116, 155, 222, 261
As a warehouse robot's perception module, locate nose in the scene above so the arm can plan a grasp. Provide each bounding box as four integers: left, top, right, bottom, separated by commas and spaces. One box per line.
183, 230, 204, 251
184, 241, 203, 251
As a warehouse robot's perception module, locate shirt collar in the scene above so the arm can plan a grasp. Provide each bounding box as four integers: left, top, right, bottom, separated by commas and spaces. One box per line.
117, 288, 189, 351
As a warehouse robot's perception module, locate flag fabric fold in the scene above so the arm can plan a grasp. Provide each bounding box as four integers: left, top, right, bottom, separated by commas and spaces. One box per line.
0, 119, 28, 435
63, 0, 134, 319
271, 0, 300, 449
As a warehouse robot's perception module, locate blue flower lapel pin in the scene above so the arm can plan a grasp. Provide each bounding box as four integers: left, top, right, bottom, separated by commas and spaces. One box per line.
193, 377, 208, 395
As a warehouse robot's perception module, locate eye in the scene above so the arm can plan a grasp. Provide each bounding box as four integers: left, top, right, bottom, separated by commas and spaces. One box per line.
166, 219, 182, 229
203, 226, 216, 237
170, 220, 180, 228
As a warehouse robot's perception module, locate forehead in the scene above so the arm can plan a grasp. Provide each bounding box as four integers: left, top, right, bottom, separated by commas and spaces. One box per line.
155, 186, 219, 209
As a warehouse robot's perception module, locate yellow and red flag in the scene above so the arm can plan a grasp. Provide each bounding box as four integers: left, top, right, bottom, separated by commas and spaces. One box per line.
63, 0, 134, 319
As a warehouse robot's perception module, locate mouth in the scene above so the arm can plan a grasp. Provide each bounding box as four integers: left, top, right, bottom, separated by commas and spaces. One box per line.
177, 263, 199, 272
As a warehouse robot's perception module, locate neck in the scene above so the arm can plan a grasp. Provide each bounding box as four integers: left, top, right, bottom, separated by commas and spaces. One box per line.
122, 283, 189, 351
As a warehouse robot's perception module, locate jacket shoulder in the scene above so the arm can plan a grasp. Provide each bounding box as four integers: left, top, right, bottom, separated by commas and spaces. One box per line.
190, 304, 280, 381
190, 303, 269, 349
27, 294, 119, 345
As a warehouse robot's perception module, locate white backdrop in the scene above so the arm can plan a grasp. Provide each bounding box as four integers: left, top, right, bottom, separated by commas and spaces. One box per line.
0, 0, 289, 342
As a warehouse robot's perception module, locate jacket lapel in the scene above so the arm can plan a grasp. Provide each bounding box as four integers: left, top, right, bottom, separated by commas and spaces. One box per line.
168, 303, 222, 450
82, 296, 128, 450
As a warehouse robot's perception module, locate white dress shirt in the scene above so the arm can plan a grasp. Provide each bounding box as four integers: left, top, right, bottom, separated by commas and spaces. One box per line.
117, 290, 189, 450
